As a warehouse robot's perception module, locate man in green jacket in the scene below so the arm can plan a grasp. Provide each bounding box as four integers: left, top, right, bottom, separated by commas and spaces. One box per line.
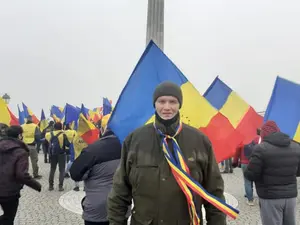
107, 82, 227, 225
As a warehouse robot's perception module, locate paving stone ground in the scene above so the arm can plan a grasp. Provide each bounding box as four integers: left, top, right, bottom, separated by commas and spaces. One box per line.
1, 153, 300, 224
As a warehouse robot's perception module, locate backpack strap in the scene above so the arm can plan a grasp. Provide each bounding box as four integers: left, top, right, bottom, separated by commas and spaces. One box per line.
50, 131, 54, 142
62, 133, 70, 150
49, 131, 64, 144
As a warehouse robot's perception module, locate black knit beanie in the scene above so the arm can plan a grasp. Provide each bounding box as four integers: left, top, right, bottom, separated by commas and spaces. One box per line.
153, 81, 183, 108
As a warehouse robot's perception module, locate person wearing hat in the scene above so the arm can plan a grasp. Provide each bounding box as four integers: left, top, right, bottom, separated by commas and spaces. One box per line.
108, 81, 226, 225
244, 120, 300, 225
21, 116, 42, 179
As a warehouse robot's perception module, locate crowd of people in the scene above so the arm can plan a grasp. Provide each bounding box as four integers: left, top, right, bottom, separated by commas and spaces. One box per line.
1, 81, 300, 225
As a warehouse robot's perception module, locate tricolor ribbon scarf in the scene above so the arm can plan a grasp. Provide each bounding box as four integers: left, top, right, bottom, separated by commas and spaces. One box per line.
154, 120, 239, 224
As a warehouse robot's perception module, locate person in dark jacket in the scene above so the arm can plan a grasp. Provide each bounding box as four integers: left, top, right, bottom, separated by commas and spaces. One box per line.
232, 136, 260, 206
0, 125, 42, 225
70, 129, 121, 225
245, 120, 300, 225
107, 82, 228, 225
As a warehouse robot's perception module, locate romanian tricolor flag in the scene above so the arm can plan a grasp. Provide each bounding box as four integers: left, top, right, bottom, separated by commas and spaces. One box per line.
7, 108, 19, 125
64, 103, 80, 129
93, 107, 103, 115
204, 77, 263, 144
264, 76, 300, 142
18, 105, 25, 125
50, 105, 64, 122
0, 98, 19, 125
89, 110, 101, 123
108, 41, 242, 162
81, 104, 90, 120
22, 103, 39, 124
77, 109, 99, 144
40, 109, 48, 132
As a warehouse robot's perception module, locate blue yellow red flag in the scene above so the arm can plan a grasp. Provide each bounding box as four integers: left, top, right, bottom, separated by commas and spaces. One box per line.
204, 76, 263, 144
264, 76, 300, 142
108, 41, 242, 163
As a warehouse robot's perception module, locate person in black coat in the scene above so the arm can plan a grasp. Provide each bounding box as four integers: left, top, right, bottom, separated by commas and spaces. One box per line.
245, 120, 300, 225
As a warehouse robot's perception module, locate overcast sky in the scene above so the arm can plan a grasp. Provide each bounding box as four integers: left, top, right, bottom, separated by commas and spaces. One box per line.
1, 0, 299, 116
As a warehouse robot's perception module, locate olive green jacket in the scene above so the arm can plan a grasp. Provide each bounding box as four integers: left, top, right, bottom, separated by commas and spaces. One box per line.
107, 119, 226, 225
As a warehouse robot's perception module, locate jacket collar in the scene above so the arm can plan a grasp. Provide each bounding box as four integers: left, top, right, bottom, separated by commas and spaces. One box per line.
154, 113, 180, 137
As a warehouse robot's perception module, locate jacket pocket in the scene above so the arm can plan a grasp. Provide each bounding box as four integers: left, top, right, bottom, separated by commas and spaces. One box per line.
130, 213, 153, 225
130, 165, 159, 196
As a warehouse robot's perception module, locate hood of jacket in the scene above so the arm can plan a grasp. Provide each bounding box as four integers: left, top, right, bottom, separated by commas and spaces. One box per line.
263, 132, 291, 147
0, 138, 29, 153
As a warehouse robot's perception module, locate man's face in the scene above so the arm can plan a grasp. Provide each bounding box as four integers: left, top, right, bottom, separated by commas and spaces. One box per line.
155, 96, 180, 120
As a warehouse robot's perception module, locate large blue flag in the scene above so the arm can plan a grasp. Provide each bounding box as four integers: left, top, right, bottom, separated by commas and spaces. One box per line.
264, 76, 300, 142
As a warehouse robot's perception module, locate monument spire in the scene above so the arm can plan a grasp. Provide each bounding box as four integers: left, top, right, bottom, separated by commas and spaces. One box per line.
146, 0, 164, 50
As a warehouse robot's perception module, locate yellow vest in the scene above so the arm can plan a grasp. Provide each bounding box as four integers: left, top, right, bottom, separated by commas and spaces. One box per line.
22, 123, 37, 144
65, 130, 77, 143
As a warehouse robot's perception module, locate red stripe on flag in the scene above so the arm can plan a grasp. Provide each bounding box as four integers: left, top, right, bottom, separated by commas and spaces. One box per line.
236, 107, 263, 144
81, 129, 99, 144
32, 115, 40, 124
8, 108, 19, 125
201, 112, 243, 163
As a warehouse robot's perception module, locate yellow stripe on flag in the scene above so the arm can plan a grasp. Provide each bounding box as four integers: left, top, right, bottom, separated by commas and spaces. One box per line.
77, 114, 94, 136
146, 81, 218, 128
0, 98, 11, 125
294, 123, 300, 143
220, 92, 249, 128
180, 82, 218, 128
40, 120, 48, 132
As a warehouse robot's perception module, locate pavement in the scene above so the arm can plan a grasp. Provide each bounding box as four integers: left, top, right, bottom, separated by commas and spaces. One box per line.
1, 153, 300, 225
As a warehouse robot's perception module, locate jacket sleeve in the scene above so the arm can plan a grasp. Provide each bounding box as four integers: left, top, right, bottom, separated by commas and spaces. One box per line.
202, 137, 226, 225
296, 145, 300, 177
15, 151, 41, 192
69, 147, 95, 182
244, 145, 263, 181
107, 136, 132, 225
297, 160, 300, 177
233, 144, 242, 165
